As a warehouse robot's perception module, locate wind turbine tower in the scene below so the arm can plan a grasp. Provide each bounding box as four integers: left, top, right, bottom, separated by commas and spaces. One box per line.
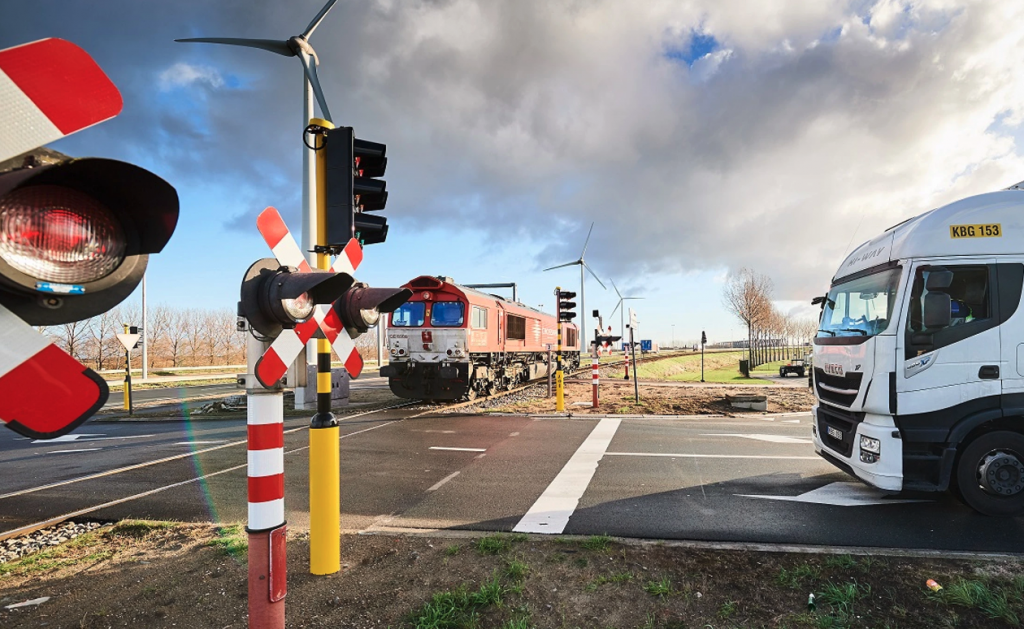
543, 222, 605, 349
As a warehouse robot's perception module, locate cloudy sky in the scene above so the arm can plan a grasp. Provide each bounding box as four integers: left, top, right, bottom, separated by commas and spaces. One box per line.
3, 0, 1023, 346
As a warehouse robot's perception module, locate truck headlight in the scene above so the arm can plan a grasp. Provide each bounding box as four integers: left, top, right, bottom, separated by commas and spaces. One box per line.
860, 435, 880, 454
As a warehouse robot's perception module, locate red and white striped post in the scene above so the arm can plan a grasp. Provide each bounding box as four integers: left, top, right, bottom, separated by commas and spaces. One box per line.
245, 332, 286, 629
591, 357, 600, 409
623, 347, 631, 380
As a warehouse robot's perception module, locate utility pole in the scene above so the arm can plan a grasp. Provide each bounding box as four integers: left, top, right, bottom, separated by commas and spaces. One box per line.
701, 330, 707, 383
141, 273, 148, 381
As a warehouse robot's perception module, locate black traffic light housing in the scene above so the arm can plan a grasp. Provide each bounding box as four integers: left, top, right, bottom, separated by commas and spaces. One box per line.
332, 284, 412, 337
557, 290, 577, 322
701, 331, 707, 345
325, 127, 389, 248
0, 158, 178, 325
239, 258, 354, 339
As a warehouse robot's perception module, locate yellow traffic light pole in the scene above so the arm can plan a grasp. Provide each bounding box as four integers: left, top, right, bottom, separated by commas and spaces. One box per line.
555, 287, 565, 412
308, 117, 340, 576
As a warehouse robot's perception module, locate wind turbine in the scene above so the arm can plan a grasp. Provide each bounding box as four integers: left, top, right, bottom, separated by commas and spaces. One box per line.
543, 222, 605, 350
176, 0, 338, 409
609, 279, 644, 344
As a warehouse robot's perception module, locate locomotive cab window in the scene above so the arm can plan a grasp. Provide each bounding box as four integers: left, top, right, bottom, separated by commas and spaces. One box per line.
507, 314, 526, 340
430, 301, 465, 327
391, 302, 425, 327
471, 306, 488, 329
565, 327, 577, 347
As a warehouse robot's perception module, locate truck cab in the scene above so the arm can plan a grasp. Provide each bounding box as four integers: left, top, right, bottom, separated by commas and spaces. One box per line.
812, 184, 1024, 516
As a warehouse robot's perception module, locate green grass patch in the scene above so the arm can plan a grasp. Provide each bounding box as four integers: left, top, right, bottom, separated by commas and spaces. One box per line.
107, 519, 176, 539
579, 534, 613, 551
643, 577, 673, 598
935, 577, 1023, 626
718, 600, 738, 618
504, 558, 530, 582
586, 572, 634, 591
408, 572, 514, 629
444, 544, 461, 556
777, 563, 822, 589
206, 524, 247, 557
816, 579, 870, 617
0, 544, 113, 577
824, 554, 857, 570
475, 533, 528, 556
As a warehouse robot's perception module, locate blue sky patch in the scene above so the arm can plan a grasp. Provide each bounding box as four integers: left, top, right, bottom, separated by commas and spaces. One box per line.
666, 30, 718, 66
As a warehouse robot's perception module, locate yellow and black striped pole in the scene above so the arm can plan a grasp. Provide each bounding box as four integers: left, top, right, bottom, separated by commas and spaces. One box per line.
308, 117, 340, 576
555, 287, 565, 412
122, 323, 133, 415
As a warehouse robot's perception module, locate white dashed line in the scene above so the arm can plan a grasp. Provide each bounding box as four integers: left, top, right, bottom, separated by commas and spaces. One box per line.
46, 448, 102, 454
429, 447, 486, 452
427, 471, 460, 491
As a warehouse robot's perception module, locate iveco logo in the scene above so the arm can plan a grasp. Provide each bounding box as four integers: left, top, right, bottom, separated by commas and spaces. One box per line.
824, 363, 844, 377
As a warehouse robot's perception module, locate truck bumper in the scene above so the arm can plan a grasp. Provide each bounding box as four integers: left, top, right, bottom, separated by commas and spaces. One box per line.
812, 405, 903, 492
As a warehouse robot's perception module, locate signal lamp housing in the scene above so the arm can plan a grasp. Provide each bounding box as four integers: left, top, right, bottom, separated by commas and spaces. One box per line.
0, 158, 178, 325
332, 284, 412, 336
240, 258, 355, 339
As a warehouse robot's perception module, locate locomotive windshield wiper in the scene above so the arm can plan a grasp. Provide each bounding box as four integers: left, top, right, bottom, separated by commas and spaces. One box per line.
837, 328, 868, 336
817, 329, 836, 336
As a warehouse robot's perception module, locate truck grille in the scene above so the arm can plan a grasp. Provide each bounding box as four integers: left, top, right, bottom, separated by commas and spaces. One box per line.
814, 368, 863, 407
817, 405, 864, 457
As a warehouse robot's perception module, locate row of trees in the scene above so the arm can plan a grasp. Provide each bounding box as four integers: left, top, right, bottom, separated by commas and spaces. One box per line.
40, 304, 383, 371
723, 268, 819, 368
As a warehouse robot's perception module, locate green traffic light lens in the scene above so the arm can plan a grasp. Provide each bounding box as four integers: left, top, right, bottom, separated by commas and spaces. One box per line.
0, 185, 126, 284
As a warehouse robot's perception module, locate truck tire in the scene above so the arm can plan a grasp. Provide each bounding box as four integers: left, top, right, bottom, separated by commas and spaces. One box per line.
797, 368, 805, 378
954, 431, 1024, 517
779, 368, 785, 377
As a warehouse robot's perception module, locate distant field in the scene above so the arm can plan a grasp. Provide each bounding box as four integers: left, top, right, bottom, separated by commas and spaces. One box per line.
633, 351, 807, 384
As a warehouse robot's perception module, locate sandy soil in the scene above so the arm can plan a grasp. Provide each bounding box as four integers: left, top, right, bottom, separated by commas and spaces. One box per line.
475, 379, 816, 416
1, 522, 1021, 628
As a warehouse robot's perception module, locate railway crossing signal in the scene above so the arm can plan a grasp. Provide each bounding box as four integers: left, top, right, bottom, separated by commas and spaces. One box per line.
0, 38, 179, 440
324, 127, 389, 247
557, 290, 577, 322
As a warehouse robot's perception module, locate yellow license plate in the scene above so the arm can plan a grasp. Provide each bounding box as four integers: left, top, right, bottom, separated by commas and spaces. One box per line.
950, 223, 1001, 238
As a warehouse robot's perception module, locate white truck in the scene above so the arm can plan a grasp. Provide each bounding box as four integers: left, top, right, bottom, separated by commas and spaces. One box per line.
812, 182, 1024, 516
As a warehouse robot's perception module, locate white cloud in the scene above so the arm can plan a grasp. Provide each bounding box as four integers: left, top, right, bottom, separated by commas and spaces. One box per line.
158, 62, 224, 91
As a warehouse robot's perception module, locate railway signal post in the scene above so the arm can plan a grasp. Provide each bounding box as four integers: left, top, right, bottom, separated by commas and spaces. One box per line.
555, 288, 577, 412
701, 331, 707, 382
116, 325, 140, 414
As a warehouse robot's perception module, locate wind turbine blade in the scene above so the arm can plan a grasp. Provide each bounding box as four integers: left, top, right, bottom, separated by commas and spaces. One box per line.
542, 261, 579, 272
624, 296, 645, 300
298, 50, 332, 121
303, 0, 339, 38
610, 278, 623, 299
580, 222, 595, 257
175, 37, 293, 57
583, 261, 606, 289
610, 300, 622, 317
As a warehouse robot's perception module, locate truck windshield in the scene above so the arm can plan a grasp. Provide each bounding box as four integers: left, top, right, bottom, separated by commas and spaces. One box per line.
391, 302, 425, 327
818, 267, 901, 340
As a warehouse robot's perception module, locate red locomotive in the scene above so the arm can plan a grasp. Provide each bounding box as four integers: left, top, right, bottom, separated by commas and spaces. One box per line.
380, 276, 581, 400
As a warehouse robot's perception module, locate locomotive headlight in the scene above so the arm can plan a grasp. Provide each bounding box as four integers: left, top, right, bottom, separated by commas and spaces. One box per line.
0, 185, 126, 283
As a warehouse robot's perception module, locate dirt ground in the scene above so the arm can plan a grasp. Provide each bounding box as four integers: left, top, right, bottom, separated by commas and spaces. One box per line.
480, 380, 815, 416
2, 521, 1022, 628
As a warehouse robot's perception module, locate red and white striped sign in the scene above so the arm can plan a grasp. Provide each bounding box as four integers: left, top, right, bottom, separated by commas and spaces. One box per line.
253, 207, 364, 388
247, 395, 284, 530
0, 304, 108, 438
0, 38, 122, 162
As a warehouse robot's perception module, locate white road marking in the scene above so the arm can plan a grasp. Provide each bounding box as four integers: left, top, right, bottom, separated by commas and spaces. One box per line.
429, 447, 486, 452
606, 452, 818, 460
739, 482, 930, 506
172, 441, 227, 445
427, 471, 460, 491
424, 430, 456, 434
782, 419, 801, 424
702, 433, 812, 444
509, 432, 520, 436
46, 448, 102, 454
514, 417, 621, 534
33, 434, 105, 443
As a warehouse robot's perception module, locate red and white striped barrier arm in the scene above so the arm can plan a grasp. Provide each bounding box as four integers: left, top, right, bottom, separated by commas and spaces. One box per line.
247, 395, 284, 531
252, 207, 364, 387
0, 304, 108, 438
0, 38, 122, 162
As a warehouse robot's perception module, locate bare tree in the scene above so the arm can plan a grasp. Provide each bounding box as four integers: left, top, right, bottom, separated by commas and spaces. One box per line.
51, 319, 92, 361
723, 268, 774, 368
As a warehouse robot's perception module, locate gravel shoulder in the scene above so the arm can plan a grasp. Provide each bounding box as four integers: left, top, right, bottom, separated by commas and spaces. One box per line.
2, 521, 1022, 628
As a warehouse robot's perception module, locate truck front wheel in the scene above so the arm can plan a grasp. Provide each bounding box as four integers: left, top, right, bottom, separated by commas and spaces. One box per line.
954, 431, 1024, 517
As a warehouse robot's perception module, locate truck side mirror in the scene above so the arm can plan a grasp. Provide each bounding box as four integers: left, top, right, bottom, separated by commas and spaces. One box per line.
923, 292, 952, 329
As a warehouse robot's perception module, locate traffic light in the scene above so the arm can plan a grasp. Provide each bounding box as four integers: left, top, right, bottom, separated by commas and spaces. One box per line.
325, 127, 389, 247
0, 158, 178, 325
332, 284, 412, 337
701, 331, 707, 345
239, 258, 354, 339
557, 290, 577, 322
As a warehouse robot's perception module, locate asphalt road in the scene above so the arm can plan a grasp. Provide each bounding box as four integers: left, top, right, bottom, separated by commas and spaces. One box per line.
1, 408, 1020, 553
